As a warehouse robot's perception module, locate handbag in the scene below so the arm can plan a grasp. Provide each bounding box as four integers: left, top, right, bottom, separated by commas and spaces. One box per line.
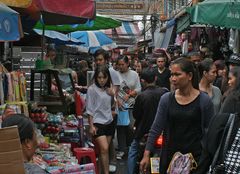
207, 113, 236, 174
167, 152, 197, 174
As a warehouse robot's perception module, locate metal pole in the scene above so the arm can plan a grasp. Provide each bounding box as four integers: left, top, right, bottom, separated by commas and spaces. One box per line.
41, 15, 45, 60
3, 42, 9, 61
143, 14, 146, 57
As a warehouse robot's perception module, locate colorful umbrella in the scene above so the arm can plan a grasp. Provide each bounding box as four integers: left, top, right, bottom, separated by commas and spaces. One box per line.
34, 15, 121, 32
0, 0, 31, 8
70, 31, 117, 53
34, 29, 84, 45
8, 0, 95, 25
187, 0, 240, 29
0, 3, 23, 41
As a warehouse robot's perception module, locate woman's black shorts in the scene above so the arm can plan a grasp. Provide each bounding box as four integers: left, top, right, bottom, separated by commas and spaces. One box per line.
93, 120, 115, 138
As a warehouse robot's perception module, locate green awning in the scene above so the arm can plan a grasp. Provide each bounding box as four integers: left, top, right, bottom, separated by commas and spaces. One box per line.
186, 0, 240, 29
176, 14, 190, 33
34, 15, 121, 32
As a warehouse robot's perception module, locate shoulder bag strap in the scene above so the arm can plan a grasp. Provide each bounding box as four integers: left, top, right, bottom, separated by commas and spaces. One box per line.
221, 113, 236, 162
209, 114, 235, 171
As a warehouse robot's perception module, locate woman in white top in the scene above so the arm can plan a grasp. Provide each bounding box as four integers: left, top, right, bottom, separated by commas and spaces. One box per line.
199, 58, 222, 114
116, 55, 141, 158
86, 65, 115, 174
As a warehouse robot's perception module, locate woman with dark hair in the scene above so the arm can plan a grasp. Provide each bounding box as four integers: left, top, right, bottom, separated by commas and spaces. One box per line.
198, 58, 222, 114
116, 55, 141, 159
2, 114, 46, 174
213, 59, 228, 93
195, 67, 240, 173
86, 65, 115, 174
140, 58, 214, 174
220, 67, 240, 114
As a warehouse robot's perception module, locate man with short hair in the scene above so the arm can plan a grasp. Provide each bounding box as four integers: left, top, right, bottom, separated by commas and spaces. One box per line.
188, 51, 202, 64
127, 68, 168, 174
94, 49, 120, 88
154, 56, 171, 90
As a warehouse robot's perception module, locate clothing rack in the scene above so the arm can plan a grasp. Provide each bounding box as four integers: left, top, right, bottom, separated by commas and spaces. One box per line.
0, 64, 8, 74
0, 64, 28, 116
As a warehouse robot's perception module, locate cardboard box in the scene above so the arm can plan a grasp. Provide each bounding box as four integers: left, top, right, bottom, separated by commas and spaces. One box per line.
0, 126, 25, 174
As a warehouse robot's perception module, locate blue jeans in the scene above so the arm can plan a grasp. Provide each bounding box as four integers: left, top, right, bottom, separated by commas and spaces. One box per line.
127, 139, 140, 174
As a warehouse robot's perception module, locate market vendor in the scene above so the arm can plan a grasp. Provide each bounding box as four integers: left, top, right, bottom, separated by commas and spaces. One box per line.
44, 46, 57, 65
2, 114, 46, 174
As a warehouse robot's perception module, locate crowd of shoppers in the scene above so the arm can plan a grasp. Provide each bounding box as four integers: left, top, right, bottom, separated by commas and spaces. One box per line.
4, 46, 240, 174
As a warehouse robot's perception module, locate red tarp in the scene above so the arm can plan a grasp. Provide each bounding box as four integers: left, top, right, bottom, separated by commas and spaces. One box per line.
35, 0, 95, 19
26, 0, 96, 25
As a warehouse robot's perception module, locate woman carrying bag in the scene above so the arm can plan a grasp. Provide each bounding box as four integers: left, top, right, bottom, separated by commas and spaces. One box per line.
140, 58, 214, 174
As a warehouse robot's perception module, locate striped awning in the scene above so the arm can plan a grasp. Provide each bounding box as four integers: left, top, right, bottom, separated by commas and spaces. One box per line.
103, 21, 141, 39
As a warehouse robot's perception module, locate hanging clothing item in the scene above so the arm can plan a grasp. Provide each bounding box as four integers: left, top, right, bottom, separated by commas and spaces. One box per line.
200, 29, 208, 46
3, 74, 8, 102
0, 72, 4, 105
175, 34, 182, 46
182, 40, 188, 54
6, 73, 14, 102
12, 72, 20, 101
19, 73, 27, 101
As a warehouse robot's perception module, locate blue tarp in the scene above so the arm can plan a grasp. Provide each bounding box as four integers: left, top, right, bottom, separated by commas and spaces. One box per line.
34, 29, 84, 45
0, 3, 23, 41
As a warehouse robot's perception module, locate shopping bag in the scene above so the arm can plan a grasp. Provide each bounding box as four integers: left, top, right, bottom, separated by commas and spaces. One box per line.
117, 110, 130, 126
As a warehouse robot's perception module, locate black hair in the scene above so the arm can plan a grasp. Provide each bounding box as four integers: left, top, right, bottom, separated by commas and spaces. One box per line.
198, 58, 214, 79
46, 45, 56, 54
93, 49, 109, 61
229, 67, 240, 91
156, 56, 167, 62
94, 65, 111, 88
141, 68, 155, 83
188, 51, 201, 57
171, 57, 200, 89
117, 55, 129, 64
2, 114, 35, 143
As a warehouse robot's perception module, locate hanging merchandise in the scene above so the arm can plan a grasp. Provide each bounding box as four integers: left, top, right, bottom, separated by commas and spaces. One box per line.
0, 73, 3, 105
200, 29, 209, 47
229, 29, 240, 54
228, 29, 235, 51
0, 64, 28, 116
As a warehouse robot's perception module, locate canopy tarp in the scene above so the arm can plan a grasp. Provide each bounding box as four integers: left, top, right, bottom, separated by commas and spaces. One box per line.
34, 15, 121, 32
0, 3, 23, 41
69, 31, 117, 53
16, 0, 96, 25
176, 14, 190, 33
0, 0, 31, 8
186, 0, 240, 29
34, 29, 83, 45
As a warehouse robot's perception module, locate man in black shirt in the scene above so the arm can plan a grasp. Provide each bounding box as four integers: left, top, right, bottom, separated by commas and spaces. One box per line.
154, 56, 171, 90
127, 68, 168, 174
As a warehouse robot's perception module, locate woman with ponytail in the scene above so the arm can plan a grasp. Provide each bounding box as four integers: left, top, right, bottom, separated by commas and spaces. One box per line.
140, 57, 214, 174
